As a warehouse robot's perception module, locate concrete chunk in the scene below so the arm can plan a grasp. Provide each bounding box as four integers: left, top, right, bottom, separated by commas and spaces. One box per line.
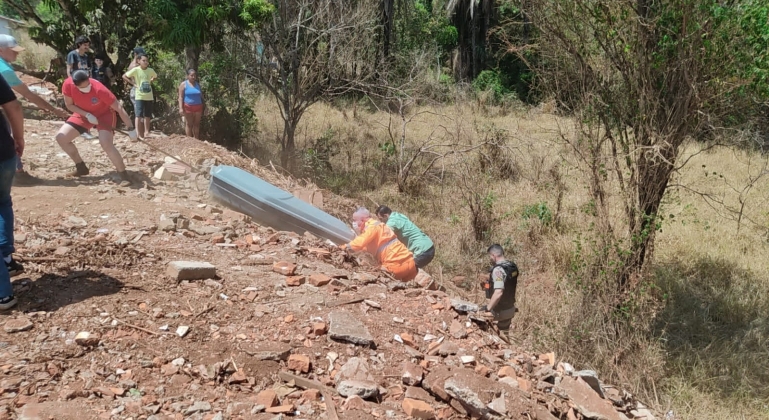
167, 261, 217, 280
328, 311, 374, 346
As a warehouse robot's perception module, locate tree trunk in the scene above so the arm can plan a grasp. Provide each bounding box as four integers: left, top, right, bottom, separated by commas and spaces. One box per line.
380, 0, 394, 61
185, 45, 201, 72
281, 119, 297, 171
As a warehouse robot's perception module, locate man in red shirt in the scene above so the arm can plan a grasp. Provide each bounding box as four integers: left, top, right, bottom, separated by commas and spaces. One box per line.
55, 70, 137, 185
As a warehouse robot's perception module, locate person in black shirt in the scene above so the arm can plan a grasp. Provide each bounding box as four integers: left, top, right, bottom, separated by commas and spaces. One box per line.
66, 35, 91, 77
0, 74, 25, 310
91, 52, 114, 88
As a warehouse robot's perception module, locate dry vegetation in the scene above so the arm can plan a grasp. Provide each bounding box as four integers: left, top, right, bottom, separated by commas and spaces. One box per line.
249, 95, 769, 419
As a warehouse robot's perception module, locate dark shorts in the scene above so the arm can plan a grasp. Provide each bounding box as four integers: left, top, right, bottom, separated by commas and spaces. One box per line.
413, 246, 435, 269
135, 100, 153, 118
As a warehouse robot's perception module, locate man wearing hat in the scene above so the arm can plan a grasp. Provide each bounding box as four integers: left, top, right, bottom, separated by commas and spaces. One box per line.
0, 35, 69, 186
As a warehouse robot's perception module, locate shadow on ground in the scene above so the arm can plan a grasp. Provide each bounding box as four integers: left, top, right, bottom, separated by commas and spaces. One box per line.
653, 256, 769, 400
12, 269, 124, 312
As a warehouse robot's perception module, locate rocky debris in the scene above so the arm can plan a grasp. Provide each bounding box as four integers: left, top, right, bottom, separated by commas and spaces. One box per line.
286, 275, 306, 286
450, 299, 479, 313
328, 311, 374, 346
402, 361, 424, 386
240, 342, 292, 361
337, 380, 379, 399
17, 402, 94, 420
558, 377, 626, 420
74, 331, 100, 346
444, 369, 526, 420
3, 317, 33, 333
167, 260, 217, 280
575, 370, 605, 398
176, 325, 190, 337
3, 118, 657, 420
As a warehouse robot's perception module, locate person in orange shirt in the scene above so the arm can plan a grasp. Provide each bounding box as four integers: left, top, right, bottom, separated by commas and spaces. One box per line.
342, 207, 417, 281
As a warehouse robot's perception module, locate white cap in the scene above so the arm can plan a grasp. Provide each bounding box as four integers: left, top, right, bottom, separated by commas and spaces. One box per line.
0, 35, 25, 52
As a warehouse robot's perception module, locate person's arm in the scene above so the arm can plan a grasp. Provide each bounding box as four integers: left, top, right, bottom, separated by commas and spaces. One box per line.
110, 100, 133, 128
150, 69, 157, 82
122, 68, 135, 87
178, 82, 186, 115
12, 84, 69, 118
65, 52, 75, 76
63, 95, 94, 120
0, 76, 24, 157
487, 289, 504, 312
344, 227, 376, 252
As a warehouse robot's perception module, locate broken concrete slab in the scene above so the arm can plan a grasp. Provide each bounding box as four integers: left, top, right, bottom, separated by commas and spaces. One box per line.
4, 317, 33, 333
574, 370, 605, 398
450, 299, 479, 313
337, 380, 379, 399
558, 377, 624, 420
422, 365, 454, 402
328, 311, 374, 346
167, 261, 217, 280
335, 357, 374, 382
444, 369, 527, 420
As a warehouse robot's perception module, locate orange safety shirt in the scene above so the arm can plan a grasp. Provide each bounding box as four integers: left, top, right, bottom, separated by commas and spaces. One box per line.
346, 219, 417, 281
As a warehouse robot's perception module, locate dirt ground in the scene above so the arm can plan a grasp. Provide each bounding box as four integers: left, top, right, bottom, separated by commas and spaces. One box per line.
0, 115, 649, 420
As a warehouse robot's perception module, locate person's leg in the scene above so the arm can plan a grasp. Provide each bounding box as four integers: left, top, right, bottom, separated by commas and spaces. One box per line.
55, 123, 88, 168
494, 308, 516, 344
191, 111, 202, 139
0, 156, 16, 307
143, 101, 153, 136
97, 130, 126, 173
183, 112, 194, 137
385, 259, 418, 281
414, 246, 435, 269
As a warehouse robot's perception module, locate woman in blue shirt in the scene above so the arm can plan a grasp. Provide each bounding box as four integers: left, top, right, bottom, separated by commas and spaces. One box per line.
177, 69, 205, 138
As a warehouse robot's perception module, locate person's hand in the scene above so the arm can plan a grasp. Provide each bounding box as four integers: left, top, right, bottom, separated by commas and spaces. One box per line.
85, 113, 98, 124
55, 109, 70, 119
478, 304, 488, 313
179, 108, 185, 116
126, 129, 138, 141
14, 138, 24, 158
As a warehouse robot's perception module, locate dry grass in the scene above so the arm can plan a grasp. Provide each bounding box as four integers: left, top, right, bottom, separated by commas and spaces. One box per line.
15, 29, 57, 71
251, 96, 769, 419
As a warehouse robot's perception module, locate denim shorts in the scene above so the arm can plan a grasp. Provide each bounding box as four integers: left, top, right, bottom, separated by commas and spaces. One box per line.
135, 100, 153, 118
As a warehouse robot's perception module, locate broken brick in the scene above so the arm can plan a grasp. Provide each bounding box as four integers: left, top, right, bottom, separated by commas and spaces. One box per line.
288, 354, 311, 373
273, 261, 297, 276
286, 276, 306, 286
309, 273, 332, 287
402, 398, 435, 419
256, 389, 279, 408
312, 322, 327, 335
498, 366, 516, 378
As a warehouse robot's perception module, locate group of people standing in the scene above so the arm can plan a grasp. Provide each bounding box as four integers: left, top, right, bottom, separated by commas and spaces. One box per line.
0, 33, 211, 310
65, 37, 206, 140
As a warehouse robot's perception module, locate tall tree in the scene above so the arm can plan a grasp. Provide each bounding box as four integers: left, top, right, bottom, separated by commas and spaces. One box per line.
515, 0, 769, 293
446, 0, 495, 80
243, 0, 380, 170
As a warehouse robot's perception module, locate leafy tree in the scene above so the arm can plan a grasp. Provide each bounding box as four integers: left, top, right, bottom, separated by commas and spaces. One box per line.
4, 0, 151, 87
145, 0, 273, 70
515, 0, 769, 294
